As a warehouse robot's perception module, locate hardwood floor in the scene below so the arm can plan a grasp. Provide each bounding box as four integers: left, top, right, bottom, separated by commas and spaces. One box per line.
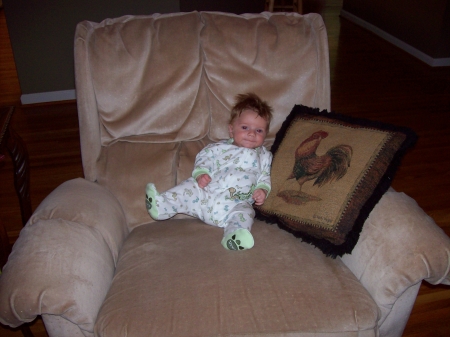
1, 1, 449, 336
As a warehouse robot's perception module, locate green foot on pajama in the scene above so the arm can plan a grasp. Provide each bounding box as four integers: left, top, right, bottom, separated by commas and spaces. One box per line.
145, 183, 159, 220
221, 229, 254, 251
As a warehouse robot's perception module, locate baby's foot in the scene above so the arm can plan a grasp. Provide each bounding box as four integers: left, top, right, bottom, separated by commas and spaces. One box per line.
145, 183, 159, 220
221, 229, 254, 251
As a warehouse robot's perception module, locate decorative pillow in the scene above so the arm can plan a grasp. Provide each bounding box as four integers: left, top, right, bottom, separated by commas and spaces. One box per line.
255, 105, 417, 257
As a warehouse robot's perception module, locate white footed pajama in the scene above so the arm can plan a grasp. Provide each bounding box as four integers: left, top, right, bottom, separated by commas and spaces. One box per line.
146, 139, 272, 250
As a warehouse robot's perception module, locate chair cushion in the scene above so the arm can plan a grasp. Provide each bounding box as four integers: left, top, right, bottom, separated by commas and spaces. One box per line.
95, 219, 379, 336
201, 12, 331, 143
96, 142, 180, 229
86, 12, 209, 145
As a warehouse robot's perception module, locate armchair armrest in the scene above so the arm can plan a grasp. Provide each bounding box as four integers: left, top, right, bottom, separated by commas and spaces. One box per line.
340, 189, 450, 331
0, 178, 129, 333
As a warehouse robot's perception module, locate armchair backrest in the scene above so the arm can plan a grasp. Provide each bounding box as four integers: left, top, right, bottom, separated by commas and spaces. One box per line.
74, 11, 330, 228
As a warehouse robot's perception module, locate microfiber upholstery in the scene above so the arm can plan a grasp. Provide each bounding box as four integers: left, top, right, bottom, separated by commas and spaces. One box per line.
202, 12, 330, 143
75, 11, 331, 228
96, 142, 181, 229
87, 13, 209, 145
95, 219, 379, 336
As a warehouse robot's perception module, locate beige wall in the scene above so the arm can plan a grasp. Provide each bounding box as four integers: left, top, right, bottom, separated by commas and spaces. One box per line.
342, 0, 450, 59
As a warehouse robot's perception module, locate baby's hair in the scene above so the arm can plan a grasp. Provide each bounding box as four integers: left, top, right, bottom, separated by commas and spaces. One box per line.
230, 93, 273, 129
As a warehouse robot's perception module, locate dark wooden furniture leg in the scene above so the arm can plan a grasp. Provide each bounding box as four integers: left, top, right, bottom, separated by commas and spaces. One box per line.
1, 106, 35, 336
6, 125, 32, 226
1, 106, 32, 226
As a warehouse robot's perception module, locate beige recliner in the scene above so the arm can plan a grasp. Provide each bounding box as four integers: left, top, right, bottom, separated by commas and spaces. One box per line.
1, 11, 449, 337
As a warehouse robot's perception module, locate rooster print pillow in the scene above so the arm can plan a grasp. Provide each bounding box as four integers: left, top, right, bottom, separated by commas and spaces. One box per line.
255, 105, 417, 257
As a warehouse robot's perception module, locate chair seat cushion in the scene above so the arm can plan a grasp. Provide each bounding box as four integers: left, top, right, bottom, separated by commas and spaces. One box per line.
95, 219, 379, 336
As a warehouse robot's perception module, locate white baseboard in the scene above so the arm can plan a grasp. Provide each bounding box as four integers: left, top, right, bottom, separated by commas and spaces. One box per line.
21, 89, 76, 105
340, 10, 450, 67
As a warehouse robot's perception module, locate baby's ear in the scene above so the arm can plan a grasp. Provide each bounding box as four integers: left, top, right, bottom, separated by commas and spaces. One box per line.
228, 124, 234, 137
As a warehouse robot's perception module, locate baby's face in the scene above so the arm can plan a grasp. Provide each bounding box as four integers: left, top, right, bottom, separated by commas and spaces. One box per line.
228, 109, 268, 149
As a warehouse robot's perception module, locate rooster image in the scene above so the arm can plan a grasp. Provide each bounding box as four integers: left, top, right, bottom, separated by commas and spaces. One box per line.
278, 130, 353, 205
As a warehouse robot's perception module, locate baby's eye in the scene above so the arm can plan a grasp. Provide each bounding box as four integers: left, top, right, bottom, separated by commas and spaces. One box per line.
256, 129, 264, 134
241, 126, 248, 130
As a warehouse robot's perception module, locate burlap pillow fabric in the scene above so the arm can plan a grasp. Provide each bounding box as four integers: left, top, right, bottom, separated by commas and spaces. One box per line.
255, 105, 417, 257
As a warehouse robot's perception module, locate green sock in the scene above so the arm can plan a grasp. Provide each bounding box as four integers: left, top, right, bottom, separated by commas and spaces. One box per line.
145, 183, 159, 220
221, 229, 254, 251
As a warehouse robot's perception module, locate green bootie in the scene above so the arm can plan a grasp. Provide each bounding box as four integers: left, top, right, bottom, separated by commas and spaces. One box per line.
145, 183, 159, 220
221, 229, 254, 251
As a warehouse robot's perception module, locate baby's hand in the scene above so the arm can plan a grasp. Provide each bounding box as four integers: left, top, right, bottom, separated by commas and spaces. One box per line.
252, 189, 267, 206
196, 174, 212, 189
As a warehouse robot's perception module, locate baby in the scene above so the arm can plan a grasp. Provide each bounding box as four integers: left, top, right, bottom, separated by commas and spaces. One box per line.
146, 93, 273, 251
